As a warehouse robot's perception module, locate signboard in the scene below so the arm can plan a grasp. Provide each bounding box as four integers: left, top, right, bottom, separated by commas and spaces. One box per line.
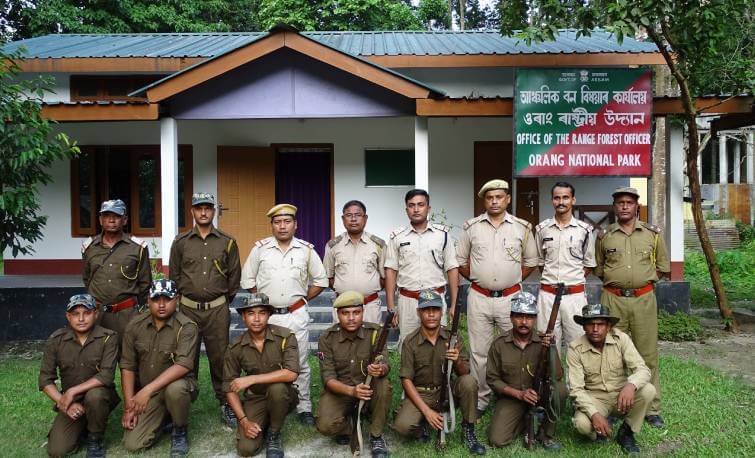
514, 68, 653, 177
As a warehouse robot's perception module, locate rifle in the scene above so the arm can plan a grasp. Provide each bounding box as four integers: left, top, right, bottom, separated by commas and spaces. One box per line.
351, 309, 394, 456
525, 283, 565, 450
437, 295, 462, 451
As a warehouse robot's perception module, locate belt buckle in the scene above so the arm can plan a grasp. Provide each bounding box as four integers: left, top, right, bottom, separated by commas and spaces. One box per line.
490, 290, 502, 298
102, 304, 113, 312
621, 288, 634, 297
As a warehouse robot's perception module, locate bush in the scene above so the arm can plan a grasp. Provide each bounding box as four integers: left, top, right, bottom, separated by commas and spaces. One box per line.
658, 311, 703, 341
685, 239, 755, 307
736, 220, 755, 244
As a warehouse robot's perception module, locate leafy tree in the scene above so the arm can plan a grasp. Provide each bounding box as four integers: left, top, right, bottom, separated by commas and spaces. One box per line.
1, 49, 80, 256
464, 0, 486, 30
418, 0, 451, 30
499, 0, 755, 332
255, 0, 423, 31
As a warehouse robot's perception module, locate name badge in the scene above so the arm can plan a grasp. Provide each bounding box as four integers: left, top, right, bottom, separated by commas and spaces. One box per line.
400, 242, 411, 247
543, 237, 554, 242
607, 248, 617, 253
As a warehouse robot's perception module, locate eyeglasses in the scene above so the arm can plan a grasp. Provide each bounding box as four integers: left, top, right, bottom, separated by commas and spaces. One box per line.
343, 213, 365, 219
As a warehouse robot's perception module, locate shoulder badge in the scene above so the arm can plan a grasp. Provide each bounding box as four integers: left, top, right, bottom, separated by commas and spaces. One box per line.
296, 238, 315, 249
369, 234, 386, 249
269, 324, 294, 338
324, 323, 341, 335
575, 219, 593, 232
535, 218, 552, 233
81, 236, 94, 254
130, 235, 147, 248
327, 234, 345, 249
389, 226, 406, 240
512, 215, 532, 230
596, 227, 607, 240
255, 237, 272, 248
431, 223, 449, 232
362, 322, 380, 330
50, 327, 68, 339
462, 215, 482, 231
642, 222, 663, 234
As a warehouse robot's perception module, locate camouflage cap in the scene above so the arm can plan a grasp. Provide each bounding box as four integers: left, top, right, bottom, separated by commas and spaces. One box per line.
149, 279, 178, 300
477, 179, 509, 198
510, 292, 538, 315
191, 192, 215, 207
612, 186, 640, 199
417, 289, 444, 309
573, 303, 620, 325
333, 291, 364, 309
66, 293, 97, 312
99, 199, 127, 216
234, 293, 274, 313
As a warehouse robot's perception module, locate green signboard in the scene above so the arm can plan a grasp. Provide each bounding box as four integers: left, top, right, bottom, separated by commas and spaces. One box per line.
514, 68, 653, 177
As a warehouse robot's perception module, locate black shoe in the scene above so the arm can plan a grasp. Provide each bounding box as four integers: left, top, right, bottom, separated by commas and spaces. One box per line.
265, 430, 284, 458
335, 435, 350, 445
594, 434, 608, 444
221, 403, 238, 429
170, 426, 189, 457
298, 411, 315, 426
85, 433, 105, 458
616, 422, 640, 454
370, 435, 389, 458
462, 421, 486, 455
417, 421, 430, 444
645, 414, 665, 428
161, 416, 173, 434
540, 437, 561, 451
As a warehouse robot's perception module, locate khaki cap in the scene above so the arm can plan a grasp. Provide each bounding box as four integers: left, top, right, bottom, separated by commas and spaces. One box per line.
333, 290, 364, 309
612, 187, 640, 199
477, 179, 509, 198
266, 203, 298, 218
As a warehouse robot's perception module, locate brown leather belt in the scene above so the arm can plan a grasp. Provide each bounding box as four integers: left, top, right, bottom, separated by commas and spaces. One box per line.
283, 298, 306, 314
399, 286, 445, 299
471, 282, 521, 298
540, 283, 585, 295
415, 385, 441, 392
180, 296, 226, 311
97, 296, 137, 313
363, 292, 380, 304
603, 283, 654, 298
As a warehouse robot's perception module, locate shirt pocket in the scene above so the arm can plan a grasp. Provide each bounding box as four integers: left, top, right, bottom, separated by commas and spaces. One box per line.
120, 252, 141, 280
334, 254, 350, 277
362, 253, 379, 274
398, 243, 415, 264
472, 242, 489, 260
334, 357, 353, 377
503, 239, 522, 263
289, 257, 308, 282
582, 356, 603, 379
541, 239, 557, 262
157, 342, 177, 365
569, 239, 586, 261
635, 246, 653, 266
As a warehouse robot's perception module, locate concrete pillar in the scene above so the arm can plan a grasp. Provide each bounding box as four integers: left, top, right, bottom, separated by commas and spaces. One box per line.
746, 131, 755, 184
160, 117, 178, 268
414, 117, 429, 191
719, 133, 728, 183
666, 124, 685, 281
733, 139, 741, 183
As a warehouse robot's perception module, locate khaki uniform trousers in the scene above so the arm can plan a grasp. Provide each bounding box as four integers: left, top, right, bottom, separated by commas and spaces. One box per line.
332, 298, 383, 325
237, 383, 298, 457
99, 307, 138, 347
467, 288, 514, 410
537, 290, 587, 348
123, 378, 198, 452
46, 387, 117, 457
269, 306, 312, 413
392, 374, 478, 437
572, 384, 656, 438
488, 382, 567, 447
179, 302, 230, 404
397, 294, 446, 352
601, 291, 661, 415
315, 376, 392, 437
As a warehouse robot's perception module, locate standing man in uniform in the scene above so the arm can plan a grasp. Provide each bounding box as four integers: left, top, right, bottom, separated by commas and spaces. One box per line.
385, 189, 459, 350
39, 294, 119, 458
456, 179, 538, 415
169, 192, 241, 428
535, 182, 596, 347
315, 291, 391, 458
240, 203, 329, 426
568, 304, 656, 454
323, 200, 386, 324
392, 290, 486, 455
82, 199, 151, 344
595, 187, 669, 428
486, 292, 565, 450
120, 279, 199, 456
223, 293, 299, 458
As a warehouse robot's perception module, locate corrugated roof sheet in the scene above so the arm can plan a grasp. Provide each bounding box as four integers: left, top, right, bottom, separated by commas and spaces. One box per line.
3, 30, 658, 59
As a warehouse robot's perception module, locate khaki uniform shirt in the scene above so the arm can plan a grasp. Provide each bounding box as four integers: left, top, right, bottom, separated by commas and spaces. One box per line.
456, 213, 538, 290
595, 221, 671, 288
240, 237, 329, 308
535, 217, 596, 285
486, 331, 542, 395
82, 233, 151, 305
318, 322, 386, 387
323, 232, 385, 296
120, 311, 198, 388
222, 324, 299, 397
399, 327, 469, 388
566, 328, 651, 418
385, 224, 458, 290
168, 225, 241, 302
38, 325, 118, 392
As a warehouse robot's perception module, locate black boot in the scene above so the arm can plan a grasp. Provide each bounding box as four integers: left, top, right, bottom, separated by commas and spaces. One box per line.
221, 403, 238, 429
170, 426, 189, 457
417, 421, 430, 444
370, 435, 389, 458
298, 411, 315, 426
266, 430, 284, 458
462, 421, 486, 455
616, 422, 640, 454
85, 433, 105, 458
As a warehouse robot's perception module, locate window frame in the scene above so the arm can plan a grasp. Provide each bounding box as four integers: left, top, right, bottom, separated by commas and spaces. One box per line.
364, 147, 415, 187
69, 75, 163, 102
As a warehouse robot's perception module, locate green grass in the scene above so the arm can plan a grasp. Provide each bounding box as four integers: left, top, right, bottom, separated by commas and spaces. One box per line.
685, 239, 755, 309
2, 349, 754, 457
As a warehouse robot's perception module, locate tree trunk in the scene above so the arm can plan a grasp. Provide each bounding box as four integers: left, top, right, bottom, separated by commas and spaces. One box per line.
460, 0, 466, 30
448, 0, 454, 29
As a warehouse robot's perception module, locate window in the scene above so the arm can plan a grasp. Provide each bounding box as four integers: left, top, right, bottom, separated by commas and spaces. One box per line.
70, 145, 193, 237
364, 148, 414, 187
70, 75, 164, 101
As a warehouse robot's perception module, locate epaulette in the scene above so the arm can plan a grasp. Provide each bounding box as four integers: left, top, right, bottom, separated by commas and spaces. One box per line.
596, 227, 607, 240
324, 323, 341, 334
255, 237, 272, 247
174, 230, 192, 242
130, 235, 148, 248
389, 226, 406, 239
229, 333, 244, 348
362, 322, 380, 330
431, 223, 449, 232
296, 238, 315, 249
214, 228, 235, 240
641, 222, 663, 234
174, 313, 197, 327
81, 236, 94, 254
327, 234, 345, 248
512, 215, 532, 230
575, 219, 593, 232
100, 326, 117, 337
369, 234, 386, 249
535, 219, 553, 233
49, 327, 68, 339
269, 324, 294, 338
462, 214, 485, 231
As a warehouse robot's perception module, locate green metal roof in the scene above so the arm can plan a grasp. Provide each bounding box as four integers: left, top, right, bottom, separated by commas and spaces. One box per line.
3, 30, 658, 59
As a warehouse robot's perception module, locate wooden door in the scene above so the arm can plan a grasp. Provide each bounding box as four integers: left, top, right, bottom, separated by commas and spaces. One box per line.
473, 141, 513, 216
217, 146, 276, 262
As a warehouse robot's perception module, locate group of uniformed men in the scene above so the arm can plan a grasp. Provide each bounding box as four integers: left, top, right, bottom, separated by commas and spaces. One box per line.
39, 178, 669, 457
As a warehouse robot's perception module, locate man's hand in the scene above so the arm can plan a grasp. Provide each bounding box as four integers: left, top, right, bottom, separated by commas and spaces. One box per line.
367, 362, 387, 378
423, 408, 444, 431
130, 387, 152, 416
65, 402, 85, 421
239, 417, 262, 439
591, 412, 612, 437
230, 375, 255, 393
390, 308, 399, 327
122, 408, 138, 430
445, 343, 460, 362
518, 388, 539, 406
353, 383, 373, 401
617, 383, 637, 414
540, 332, 555, 348
57, 390, 76, 413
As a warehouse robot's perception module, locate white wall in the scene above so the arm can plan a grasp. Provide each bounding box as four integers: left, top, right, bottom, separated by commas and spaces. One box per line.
17, 72, 71, 102
397, 68, 513, 98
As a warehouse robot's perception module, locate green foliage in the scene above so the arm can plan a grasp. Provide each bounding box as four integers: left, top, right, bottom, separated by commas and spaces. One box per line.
258, 0, 423, 31
0, 49, 79, 257
736, 220, 755, 244
418, 0, 452, 30
658, 311, 703, 341
685, 240, 755, 307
